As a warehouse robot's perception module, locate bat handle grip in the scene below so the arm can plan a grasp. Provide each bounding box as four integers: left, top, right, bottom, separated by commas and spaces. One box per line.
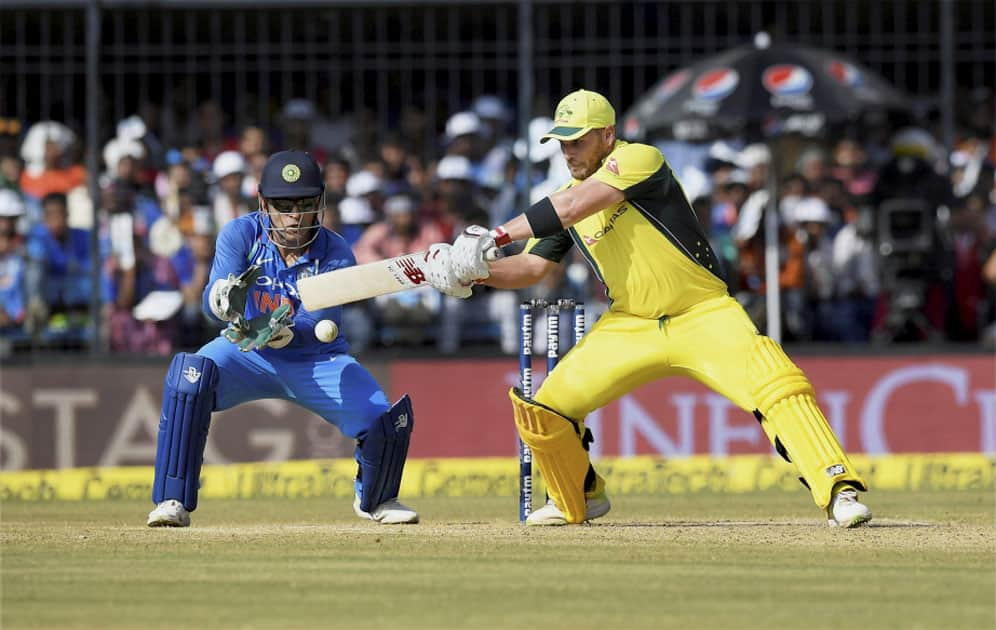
484, 245, 505, 262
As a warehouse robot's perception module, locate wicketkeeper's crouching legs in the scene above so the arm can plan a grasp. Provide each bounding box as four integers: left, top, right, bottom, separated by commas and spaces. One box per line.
748, 336, 871, 527
509, 389, 609, 525
148, 353, 218, 527
353, 394, 419, 524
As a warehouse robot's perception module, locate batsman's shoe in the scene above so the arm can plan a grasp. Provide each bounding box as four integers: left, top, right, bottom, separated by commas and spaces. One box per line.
147, 499, 191, 527
827, 487, 872, 528
526, 490, 611, 526
353, 496, 420, 524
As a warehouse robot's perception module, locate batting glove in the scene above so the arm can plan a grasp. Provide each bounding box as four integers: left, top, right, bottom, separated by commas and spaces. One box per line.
423, 243, 472, 299
451, 225, 504, 284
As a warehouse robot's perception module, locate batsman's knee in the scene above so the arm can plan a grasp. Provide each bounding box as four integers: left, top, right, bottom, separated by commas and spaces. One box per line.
746, 336, 867, 507
748, 335, 813, 414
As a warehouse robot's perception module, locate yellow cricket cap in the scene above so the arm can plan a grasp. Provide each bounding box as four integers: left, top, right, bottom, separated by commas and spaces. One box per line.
540, 89, 616, 144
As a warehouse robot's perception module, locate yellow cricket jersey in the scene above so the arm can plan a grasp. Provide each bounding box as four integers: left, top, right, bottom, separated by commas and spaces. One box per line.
525, 140, 728, 319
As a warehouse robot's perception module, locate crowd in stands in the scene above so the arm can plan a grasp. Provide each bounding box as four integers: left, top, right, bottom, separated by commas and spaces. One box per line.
0, 89, 993, 358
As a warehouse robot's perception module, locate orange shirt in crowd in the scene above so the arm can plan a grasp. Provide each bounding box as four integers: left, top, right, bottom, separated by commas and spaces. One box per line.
19, 165, 87, 199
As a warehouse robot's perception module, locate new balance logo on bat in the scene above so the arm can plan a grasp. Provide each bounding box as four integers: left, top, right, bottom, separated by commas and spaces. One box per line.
396, 257, 426, 285
183, 367, 202, 384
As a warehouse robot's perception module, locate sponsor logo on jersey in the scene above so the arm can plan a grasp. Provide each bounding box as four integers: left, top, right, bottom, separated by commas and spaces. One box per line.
581, 205, 628, 246
182, 366, 201, 384
692, 68, 739, 101
606, 158, 619, 175
826, 60, 862, 87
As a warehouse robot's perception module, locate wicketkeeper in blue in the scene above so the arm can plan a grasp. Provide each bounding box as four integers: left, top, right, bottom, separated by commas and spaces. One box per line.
148, 150, 421, 526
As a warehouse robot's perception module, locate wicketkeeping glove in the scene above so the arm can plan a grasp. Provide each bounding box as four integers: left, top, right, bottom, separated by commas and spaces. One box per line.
208, 265, 263, 322
223, 303, 294, 352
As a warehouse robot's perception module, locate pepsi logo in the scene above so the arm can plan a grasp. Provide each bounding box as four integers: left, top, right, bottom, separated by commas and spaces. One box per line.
827, 60, 863, 87
693, 69, 740, 101
762, 65, 813, 96
655, 69, 690, 102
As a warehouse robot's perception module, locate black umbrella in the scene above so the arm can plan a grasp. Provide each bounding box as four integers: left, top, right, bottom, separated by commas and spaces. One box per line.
621, 35, 911, 142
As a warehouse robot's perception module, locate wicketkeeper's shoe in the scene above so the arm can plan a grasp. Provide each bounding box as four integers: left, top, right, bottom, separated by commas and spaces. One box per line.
525, 490, 611, 526
147, 499, 191, 527
827, 486, 872, 528
353, 496, 420, 524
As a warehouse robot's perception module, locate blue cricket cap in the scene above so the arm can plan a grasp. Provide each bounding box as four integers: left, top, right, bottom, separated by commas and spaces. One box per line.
258, 150, 324, 198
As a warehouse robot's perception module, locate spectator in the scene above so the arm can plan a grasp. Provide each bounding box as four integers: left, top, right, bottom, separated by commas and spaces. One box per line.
211, 150, 250, 230
18, 122, 86, 229
24, 192, 92, 342
794, 197, 837, 340
472, 95, 515, 193
831, 137, 877, 200
378, 134, 413, 197
796, 145, 830, 189
237, 126, 269, 200
278, 99, 328, 165
944, 195, 990, 341
443, 111, 483, 163
831, 208, 879, 343
1, 153, 22, 193
353, 194, 445, 264
0, 190, 27, 338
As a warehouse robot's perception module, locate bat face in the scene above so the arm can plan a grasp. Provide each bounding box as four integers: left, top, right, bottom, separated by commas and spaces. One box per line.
297, 251, 431, 311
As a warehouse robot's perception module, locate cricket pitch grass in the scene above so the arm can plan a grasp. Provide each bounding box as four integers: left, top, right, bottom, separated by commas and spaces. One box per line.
2, 489, 993, 629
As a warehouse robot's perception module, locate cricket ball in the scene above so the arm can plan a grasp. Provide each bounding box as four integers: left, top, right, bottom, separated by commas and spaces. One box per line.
315, 319, 339, 342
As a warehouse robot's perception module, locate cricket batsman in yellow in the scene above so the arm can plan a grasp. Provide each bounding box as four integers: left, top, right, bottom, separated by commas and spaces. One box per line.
431, 89, 872, 528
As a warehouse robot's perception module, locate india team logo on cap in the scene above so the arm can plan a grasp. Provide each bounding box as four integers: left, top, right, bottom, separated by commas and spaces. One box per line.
826, 60, 863, 87
693, 69, 739, 101
281, 163, 301, 183
762, 65, 813, 96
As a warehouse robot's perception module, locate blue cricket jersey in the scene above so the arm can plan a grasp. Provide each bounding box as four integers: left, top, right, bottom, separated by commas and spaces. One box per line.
202, 214, 354, 357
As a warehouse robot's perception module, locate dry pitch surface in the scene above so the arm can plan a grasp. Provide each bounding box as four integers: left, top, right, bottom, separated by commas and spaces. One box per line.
2, 489, 993, 629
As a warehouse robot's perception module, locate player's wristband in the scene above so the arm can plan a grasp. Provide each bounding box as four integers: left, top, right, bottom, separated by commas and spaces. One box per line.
491, 226, 513, 247
524, 197, 564, 238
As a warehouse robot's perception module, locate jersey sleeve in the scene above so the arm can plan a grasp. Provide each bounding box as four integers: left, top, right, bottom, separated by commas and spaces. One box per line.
200, 219, 254, 322
523, 231, 574, 263
592, 142, 670, 201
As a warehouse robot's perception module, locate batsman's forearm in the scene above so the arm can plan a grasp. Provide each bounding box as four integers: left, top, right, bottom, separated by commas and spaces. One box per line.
480, 255, 549, 289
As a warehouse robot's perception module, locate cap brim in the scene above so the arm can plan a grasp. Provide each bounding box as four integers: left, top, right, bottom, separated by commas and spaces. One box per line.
259, 185, 324, 199
539, 126, 589, 144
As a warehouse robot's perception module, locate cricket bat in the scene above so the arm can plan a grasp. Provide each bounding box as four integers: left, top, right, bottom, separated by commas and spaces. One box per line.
297, 247, 502, 311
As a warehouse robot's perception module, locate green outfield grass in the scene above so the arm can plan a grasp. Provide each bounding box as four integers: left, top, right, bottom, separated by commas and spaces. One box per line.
2, 489, 993, 629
